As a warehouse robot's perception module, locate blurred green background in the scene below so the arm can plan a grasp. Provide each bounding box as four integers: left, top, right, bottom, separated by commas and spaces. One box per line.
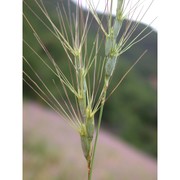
23, 1, 157, 178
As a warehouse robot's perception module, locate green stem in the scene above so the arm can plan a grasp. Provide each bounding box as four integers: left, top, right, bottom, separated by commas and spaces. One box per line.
88, 156, 91, 180
88, 89, 107, 180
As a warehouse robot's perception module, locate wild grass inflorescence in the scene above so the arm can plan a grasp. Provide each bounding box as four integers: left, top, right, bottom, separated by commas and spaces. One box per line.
23, 0, 154, 179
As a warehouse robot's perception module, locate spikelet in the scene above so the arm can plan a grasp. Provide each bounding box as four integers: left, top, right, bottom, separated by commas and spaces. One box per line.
78, 67, 87, 119
117, 0, 123, 12
105, 0, 124, 81
80, 124, 91, 160
105, 56, 117, 78
85, 107, 94, 142
113, 19, 122, 39
114, 0, 124, 38
105, 36, 115, 56
86, 117, 94, 142
78, 94, 86, 119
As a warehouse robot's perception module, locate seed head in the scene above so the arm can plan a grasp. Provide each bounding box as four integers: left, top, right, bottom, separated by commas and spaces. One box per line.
105, 56, 117, 78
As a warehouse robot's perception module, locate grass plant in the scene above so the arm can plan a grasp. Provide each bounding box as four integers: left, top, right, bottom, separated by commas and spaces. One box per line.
23, 0, 155, 179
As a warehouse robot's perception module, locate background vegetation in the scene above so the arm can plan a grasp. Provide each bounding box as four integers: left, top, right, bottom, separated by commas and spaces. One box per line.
23, 0, 157, 157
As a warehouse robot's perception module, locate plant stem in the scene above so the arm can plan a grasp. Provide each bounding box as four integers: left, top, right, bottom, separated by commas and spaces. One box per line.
88, 158, 91, 180
88, 89, 107, 180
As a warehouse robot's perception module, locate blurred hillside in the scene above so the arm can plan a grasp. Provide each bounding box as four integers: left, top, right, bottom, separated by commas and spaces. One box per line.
23, 0, 157, 157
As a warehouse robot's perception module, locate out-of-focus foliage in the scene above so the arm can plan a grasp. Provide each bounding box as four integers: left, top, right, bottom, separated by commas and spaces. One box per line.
23, 0, 157, 157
